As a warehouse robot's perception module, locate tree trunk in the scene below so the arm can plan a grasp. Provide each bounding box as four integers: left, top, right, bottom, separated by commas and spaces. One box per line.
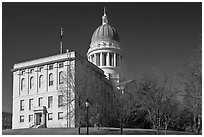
120, 119, 123, 134
157, 110, 160, 135
164, 115, 168, 135
78, 126, 80, 134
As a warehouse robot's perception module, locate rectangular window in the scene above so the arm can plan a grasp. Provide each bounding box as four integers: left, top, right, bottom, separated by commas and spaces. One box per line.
116, 54, 119, 67
29, 115, 33, 122
20, 115, 24, 123
58, 112, 63, 120
39, 67, 43, 72
38, 97, 43, 107
29, 98, 33, 110
58, 95, 63, 107
30, 69, 34, 74
109, 53, 114, 66
102, 53, 107, 66
96, 53, 100, 66
59, 62, 64, 68
48, 113, 53, 120
49, 65, 53, 70
20, 100, 24, 111
48, 96, 53, 108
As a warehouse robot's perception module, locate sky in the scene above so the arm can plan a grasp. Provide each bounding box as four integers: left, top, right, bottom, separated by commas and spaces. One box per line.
2, 2, 201, 112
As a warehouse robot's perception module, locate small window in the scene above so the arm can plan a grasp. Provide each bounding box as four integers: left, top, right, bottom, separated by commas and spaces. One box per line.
21, 70, 25, 75
49, 65, 53, 70
48, 113, 53, 120
58, 95, 63, 107
39, 67, 43, 72
29, 98, 33, 110
58, 112, 63, 120
48, 96, 53, 108
59, 63, 64, 68
38, 97, 43, 107
29, 115, 33, 122
30, 69, 34, 74
20, 115, 24, 123
20, 100, 24, 111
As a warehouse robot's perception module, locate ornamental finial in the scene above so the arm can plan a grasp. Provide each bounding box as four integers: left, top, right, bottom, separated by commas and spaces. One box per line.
102, 7, 108, 25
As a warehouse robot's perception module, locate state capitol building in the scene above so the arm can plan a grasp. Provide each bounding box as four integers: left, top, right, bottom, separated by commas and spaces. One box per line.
12, 9, 125, 129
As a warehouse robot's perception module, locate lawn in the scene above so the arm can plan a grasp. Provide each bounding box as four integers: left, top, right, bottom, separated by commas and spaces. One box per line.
2, 127, 197, 135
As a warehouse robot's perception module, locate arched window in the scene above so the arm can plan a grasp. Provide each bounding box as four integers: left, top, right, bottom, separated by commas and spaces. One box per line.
39, 75, 43, 88
49, 73, 53, 86
30, 77, 34, 89
21, 78, 25, 90
59, 71, 64, 84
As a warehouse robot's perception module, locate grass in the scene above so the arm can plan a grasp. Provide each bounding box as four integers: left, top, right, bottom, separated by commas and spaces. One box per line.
2, 127, 198, 135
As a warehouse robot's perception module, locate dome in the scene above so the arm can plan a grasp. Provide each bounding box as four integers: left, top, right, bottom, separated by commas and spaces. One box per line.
91, 24, 120, 43
91, 8, 120, 43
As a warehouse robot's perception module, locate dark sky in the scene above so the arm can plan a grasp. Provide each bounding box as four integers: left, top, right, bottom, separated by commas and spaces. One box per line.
2, 2, 201, 112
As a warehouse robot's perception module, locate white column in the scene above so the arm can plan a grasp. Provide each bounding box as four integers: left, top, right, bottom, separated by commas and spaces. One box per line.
94, 54, 96, 65
107, 52, 110, 66
54, 63, 58, 90
100, 53, 103, 66
35, 67, 38, 93
114, 53, 116, 67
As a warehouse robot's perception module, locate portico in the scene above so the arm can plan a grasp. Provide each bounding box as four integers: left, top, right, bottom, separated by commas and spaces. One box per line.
33, 106, 47, 128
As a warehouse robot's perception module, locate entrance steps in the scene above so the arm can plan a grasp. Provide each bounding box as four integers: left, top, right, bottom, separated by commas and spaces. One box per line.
30, 124, 45, 128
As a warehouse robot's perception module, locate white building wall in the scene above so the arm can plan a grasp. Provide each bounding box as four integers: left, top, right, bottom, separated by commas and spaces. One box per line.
12, 53, 76, 129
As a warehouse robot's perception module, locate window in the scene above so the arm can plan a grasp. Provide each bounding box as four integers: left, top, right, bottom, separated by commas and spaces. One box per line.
102, 53, 107, 66
21, 78, 25, 90
116, 54, 119, 67
58, 112, 63, 120
39, 75, 43, 88
38, 97, 43, 107
96, 53, 100, 66
49, 65, 53, 70
21, 70, 25, 75
48, 113, 53, 120
48, 96, 53, 108
59, 71, 64, 84
59, 62, 64, 68
39, 67, 43, 72
20, 100, 24, 111
30, 77, 34, 89
109, 53, 114, 66
20, 115, 24, 123
58, 95, 63, 107
49, 73, 53, 86
29, 98, 33, 110
29, 115, 33, 122
30, 69, 34, 74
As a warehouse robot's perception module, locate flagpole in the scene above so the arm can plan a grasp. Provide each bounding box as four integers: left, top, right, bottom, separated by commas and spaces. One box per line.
60, 27, 63, 54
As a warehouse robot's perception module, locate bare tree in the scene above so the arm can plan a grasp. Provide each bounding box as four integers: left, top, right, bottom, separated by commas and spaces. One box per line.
115, 80, 139, 134
58, 61, 87, 134
137, 72, 180, 134
181, 46, 202, 134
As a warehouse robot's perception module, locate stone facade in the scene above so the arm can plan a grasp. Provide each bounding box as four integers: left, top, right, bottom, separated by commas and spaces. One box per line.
12, 51, 117, 129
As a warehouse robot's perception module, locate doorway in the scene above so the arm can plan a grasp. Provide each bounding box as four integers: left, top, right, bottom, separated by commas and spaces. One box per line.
36, 113, 42, 125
